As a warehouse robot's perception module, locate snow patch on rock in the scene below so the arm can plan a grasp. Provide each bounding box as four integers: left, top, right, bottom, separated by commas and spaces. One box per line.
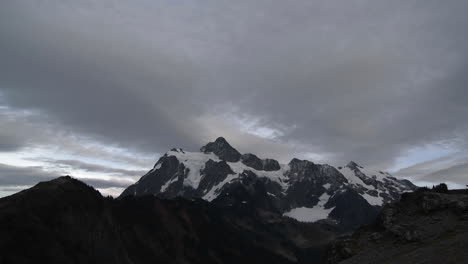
362, 193, 384, 206
339, 166, 374, 189
228, 161, 290, 189
167, 150, 220, 189
202, 173, 238, 202
160, 177, 177, 192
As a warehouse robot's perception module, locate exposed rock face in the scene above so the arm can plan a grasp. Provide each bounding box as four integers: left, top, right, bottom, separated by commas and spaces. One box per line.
241, 153, 281, 171
197, 159, 234, 195
345, 161, 361, 170
326, 189, 468, 264
285, 159, 347, 209
241, 153, 264, 170
241, 153, 263, 170
200, 137, 241, 162
120, 155, 188, 199
263, 158, 281, 171
0, 177, 336, 264
121, 137, 416, 231
213, 170, 284, 212
325, 189, 380, 231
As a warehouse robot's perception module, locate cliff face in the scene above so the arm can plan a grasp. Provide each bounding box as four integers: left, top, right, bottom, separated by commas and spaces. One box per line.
326, 188, 468, 264
0, 176, 336, 264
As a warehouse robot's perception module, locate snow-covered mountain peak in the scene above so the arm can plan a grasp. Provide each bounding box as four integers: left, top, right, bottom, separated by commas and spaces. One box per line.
338, 162, 415, 206
121, 138, 417, 230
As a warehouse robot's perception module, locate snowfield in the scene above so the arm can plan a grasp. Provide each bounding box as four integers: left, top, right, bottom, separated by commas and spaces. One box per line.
284, 193, 334, 222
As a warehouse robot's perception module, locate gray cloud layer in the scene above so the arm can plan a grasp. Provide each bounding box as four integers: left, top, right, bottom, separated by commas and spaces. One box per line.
0, 163, 134, 189
39, 158, 147, 177
0, 163, 59, 186
425, 162, 468, 186
1, 0, 467, 188
396, 155, 468, 188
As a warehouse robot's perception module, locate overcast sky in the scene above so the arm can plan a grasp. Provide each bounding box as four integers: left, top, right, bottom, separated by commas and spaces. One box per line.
1, 0, 467, 197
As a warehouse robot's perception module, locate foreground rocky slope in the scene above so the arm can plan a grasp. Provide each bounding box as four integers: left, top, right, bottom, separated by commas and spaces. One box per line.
0, 176, 336, 264
327, 186, 468, 264
121, 137, 416, 230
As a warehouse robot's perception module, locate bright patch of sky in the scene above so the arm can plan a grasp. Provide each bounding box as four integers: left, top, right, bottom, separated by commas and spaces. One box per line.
0, 186, 28, 198
230, 115, 290, 140
0, 146, 148, 175
0, 144, 152, 197
212, 105, 296, 140
97, 187, 126, 197
390, 142, 459, 173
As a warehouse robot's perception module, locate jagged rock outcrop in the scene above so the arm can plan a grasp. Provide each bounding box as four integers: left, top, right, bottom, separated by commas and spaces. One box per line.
263, 158, 281, 171
197, 159, 234, 195
200, 137, 241, 162
326, 188, 468, 264
325, 189, 380, 231
241, 153, 281, 171
241, 153, 264, 170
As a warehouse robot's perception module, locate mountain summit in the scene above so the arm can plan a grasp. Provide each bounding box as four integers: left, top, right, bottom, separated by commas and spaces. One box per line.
200, 137, 242, 162
121, 137, 416, 230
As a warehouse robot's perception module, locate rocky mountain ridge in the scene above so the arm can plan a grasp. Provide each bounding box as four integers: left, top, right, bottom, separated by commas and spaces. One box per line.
121, 137, 416, 230
327, 186, 468, 264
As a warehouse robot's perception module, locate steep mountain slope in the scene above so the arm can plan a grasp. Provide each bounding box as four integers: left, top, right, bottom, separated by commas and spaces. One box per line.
121, 137, 416, 230
326, 188, 468, 264
0, 176, 335, 264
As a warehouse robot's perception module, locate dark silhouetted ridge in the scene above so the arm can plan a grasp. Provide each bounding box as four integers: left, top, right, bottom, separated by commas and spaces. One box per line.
0, 176, 335, 264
